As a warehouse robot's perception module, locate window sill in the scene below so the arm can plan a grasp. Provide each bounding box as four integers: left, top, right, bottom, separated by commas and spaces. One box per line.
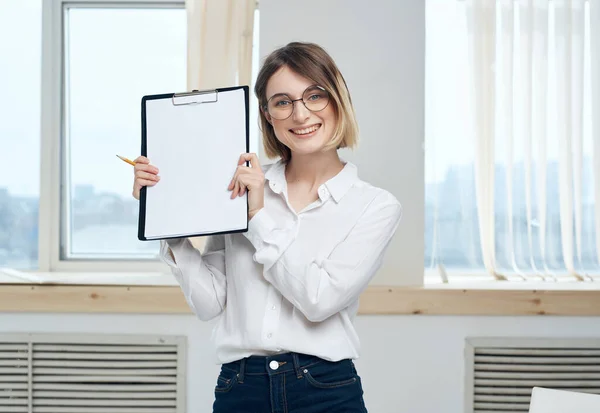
0, 269, 178, 286
0, 271, 599, 315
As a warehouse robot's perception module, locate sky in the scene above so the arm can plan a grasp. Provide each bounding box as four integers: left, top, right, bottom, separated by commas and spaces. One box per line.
0, 0, 595, 199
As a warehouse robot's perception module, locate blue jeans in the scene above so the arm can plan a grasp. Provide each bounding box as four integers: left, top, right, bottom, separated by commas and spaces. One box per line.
212, 352, 368, 413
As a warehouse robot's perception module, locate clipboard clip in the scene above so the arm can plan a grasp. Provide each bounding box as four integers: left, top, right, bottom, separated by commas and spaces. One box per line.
172, 89, 219, 106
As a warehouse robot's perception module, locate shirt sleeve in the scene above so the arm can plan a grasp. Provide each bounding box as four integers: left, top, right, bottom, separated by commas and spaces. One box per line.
243, 192, 402, 322
160, 235, 227, 321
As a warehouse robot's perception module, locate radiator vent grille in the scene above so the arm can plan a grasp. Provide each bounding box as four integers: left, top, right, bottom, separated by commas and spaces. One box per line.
0, 335, 186, 413
466, 338, 600, 413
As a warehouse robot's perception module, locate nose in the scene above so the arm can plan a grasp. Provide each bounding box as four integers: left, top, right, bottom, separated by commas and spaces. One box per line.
292, 100, 310, 123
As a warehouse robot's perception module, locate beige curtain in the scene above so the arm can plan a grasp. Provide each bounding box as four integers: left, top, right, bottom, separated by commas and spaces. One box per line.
185, 0, 256, 251
186, 0, 256, 90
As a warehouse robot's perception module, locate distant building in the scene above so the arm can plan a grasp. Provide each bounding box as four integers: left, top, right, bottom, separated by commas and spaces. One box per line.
74, 184, 95, 201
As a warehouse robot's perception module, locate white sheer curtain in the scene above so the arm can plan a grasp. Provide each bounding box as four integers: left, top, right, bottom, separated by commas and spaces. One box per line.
425, 0, 599, 281
186, 0, 255, 90
465, 0, 500, 279
591, 0, 600, 280
464, 0, 598, 280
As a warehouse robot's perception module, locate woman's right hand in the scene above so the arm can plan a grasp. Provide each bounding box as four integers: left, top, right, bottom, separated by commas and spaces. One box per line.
132, 156, 160, 200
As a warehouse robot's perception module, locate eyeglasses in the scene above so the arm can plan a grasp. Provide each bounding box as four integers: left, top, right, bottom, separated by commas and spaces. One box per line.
265, 85, 330, 120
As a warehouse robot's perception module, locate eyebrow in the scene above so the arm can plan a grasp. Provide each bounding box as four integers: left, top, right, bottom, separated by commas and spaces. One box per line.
266, 92, 290, 101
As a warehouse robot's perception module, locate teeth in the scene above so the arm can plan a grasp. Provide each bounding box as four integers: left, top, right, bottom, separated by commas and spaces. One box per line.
292, 125, 320, 135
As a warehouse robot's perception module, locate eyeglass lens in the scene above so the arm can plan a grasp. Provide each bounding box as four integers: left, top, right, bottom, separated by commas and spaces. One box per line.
267, 85, 330, 120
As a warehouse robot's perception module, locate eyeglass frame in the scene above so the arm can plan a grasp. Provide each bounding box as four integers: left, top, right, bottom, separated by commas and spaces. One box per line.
263, 85, 331, 121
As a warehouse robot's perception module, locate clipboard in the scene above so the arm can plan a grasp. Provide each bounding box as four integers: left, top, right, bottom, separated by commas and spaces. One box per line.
138, 85, 249, 241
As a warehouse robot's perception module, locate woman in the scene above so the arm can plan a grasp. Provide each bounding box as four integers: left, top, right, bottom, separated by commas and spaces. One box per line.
132, 42, 402, 413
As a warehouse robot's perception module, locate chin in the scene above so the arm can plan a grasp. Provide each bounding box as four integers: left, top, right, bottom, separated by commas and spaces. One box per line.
287, 137, 327, 153
289, 143, 331, 157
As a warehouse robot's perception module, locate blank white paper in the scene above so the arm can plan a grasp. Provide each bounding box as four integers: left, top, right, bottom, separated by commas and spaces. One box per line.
142, 88, 248, 239
528, 387, 600, 413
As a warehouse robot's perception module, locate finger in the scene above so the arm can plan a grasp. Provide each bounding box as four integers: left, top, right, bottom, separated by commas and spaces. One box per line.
134, 156, 150, 164
238, 181, 249, 197
136, 178, 158, 188
231, 179, 240, 199
229, 165, 243, 190
240, 175, 256, 196
238, 153, 263, 171
135, 171, 160, 182
238, 173, 262, 194
229, 165, 249, 190
248, 153, 262, 170
236, 175, 252, 197
230, 178, 238, 198
228, 173, 236, 191
228, 173, 237, 191
133, 179, 157, 200
234, 177, 249, 198
135, 163, 159, 174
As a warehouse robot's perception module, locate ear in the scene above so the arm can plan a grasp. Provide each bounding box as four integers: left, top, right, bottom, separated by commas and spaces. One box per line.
262, 107, 273, 125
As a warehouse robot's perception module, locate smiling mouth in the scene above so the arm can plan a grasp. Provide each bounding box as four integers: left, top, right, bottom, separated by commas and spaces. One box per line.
290, 124, 321, 135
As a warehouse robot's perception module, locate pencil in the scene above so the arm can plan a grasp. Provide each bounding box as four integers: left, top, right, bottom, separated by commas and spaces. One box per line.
116, 154, 136, 166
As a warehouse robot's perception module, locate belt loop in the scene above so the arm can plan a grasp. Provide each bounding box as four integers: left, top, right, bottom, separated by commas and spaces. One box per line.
292, 353, 302, 378
238, 359, 246, 384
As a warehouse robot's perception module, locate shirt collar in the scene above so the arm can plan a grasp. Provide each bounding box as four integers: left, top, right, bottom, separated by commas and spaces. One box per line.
265, 159, 358, 203
324, 161, 358, 202
264, 160, 287, 194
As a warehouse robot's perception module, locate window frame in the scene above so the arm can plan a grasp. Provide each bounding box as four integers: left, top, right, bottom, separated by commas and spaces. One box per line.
40, 0, 185, 273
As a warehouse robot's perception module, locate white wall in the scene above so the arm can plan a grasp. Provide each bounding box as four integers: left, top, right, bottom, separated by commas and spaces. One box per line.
3, 313, 600, 413
258, 0, 425, 286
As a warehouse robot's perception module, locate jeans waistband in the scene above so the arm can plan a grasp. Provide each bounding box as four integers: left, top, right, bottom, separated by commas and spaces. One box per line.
222, 352, 324, 382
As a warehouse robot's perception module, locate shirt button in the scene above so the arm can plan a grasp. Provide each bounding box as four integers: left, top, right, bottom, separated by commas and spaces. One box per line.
271, 305, 276, 310
269, 361, 279, 370
267, 333, 272, 339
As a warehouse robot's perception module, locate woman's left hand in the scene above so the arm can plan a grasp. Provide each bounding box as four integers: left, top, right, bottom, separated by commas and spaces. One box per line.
228, 153, 265, 220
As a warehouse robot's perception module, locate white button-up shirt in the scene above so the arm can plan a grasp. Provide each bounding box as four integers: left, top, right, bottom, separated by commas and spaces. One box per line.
160, 160, 402, 364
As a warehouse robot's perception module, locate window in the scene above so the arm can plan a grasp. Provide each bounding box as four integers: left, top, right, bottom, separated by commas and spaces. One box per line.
0, 0, 42, 270
29, 0, 189, 272
2, 0, 261, 274
425, 0, 599, 278
63, 6, 186, 260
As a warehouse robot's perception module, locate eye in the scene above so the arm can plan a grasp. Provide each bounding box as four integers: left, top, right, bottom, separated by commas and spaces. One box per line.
307, 94, 322, 101
274, 99, 291, 107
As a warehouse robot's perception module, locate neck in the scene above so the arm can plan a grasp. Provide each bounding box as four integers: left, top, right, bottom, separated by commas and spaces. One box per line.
285, 150, 344, 188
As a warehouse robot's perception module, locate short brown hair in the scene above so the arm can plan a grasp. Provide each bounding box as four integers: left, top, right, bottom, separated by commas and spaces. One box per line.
254, 42, 359, 161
